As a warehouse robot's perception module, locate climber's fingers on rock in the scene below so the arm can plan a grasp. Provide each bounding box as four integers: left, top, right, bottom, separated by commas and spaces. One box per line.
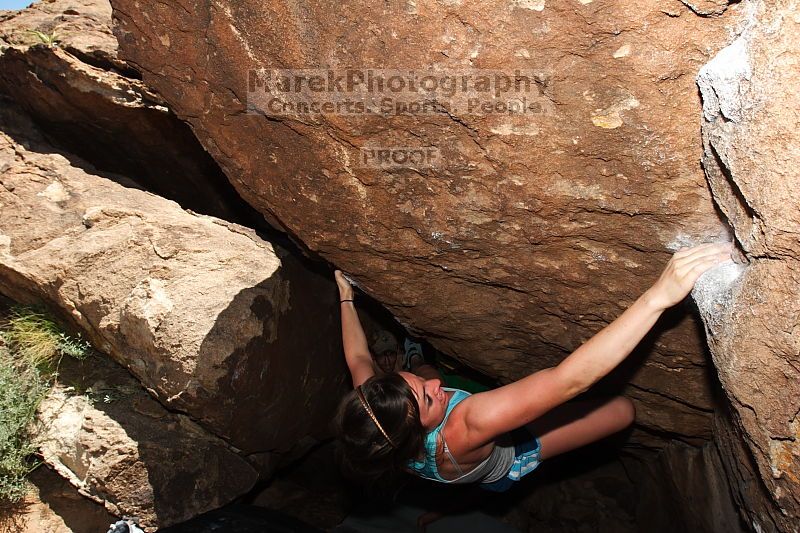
673, 242, 732, 264
676, 244, 732, 269
650, 243, 734, 309
673, 242, 716, 259
334, 270, 349, 288
673, 244, 732, 280
676, 252, 733, 285
334, 270, 354, 298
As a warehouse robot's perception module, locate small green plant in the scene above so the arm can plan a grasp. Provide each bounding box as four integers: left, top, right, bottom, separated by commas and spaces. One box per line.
25, 29, 59, 48
0, 347, 47, 503
1, 307, 90, 375
0, 306, 92, 504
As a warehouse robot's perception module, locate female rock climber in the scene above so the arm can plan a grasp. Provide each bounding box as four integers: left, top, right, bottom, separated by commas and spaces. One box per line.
332, 242, 734, 493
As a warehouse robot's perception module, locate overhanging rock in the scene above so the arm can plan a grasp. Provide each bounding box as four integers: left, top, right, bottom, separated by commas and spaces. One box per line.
110, 0, 741, 444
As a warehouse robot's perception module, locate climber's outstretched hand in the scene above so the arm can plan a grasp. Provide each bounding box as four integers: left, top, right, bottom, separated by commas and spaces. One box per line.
646, 242, 734, 310
334, 270, 354, 301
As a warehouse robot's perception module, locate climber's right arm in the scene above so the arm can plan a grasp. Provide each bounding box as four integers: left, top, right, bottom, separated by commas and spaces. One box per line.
457, 242, 734, 447
340, 300, 376, 387
335, 270, 376, 387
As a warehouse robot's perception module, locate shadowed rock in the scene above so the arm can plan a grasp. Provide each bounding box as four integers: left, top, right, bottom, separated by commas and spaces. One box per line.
0, 104, 348, 457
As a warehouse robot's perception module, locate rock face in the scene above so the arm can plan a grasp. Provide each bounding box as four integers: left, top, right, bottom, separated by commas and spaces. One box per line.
3, 0, 796, 530
109, 0, 742, 444
34, 355, 258, 532
0, 0, 262, 225
696, 0, 800, 530
0, 103, 348, 457
105, 0, 800, 528
0, 465, 117, 533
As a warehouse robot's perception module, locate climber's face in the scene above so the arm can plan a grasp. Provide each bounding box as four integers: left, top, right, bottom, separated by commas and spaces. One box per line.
399, 371, 448, 431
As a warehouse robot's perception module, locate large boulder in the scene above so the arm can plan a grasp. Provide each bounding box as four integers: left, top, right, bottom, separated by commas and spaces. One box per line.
696, 0, 800, 529
0, 103, 348, 456
108, 0, 744, 444
34, 354, 258, 532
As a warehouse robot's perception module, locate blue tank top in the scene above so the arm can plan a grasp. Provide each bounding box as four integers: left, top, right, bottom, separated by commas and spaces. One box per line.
407, 387, 471, 482
406, 387, 543, 487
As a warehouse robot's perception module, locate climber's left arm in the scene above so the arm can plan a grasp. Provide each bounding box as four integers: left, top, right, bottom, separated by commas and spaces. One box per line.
457, 242, 734, 447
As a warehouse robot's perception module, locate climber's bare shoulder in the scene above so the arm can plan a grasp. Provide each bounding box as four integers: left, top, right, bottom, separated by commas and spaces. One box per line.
440, 404, 495, 467
455, 367, 575, 449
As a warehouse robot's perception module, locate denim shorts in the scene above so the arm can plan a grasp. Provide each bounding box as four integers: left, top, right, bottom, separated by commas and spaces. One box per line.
479, 427, 542, 492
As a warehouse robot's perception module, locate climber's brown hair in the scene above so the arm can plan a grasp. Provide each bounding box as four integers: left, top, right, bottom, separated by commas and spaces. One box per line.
332, 373, 425, 486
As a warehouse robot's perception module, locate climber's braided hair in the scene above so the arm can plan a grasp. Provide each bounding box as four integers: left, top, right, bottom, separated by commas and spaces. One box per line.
333, 373, 425, 486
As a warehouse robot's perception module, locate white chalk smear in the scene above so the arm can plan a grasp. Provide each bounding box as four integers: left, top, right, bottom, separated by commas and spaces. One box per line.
692, 260, 747, 331
666, 234, 698, 252
341, 272, 363, 290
